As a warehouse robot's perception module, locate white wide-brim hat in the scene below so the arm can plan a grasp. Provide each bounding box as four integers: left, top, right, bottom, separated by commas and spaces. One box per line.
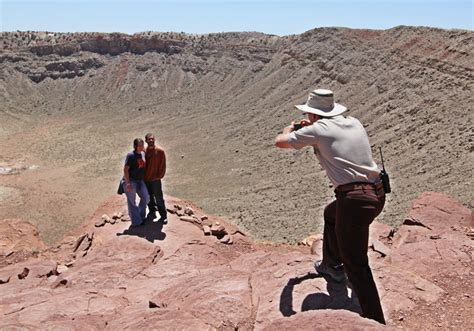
295, 89, 347, 117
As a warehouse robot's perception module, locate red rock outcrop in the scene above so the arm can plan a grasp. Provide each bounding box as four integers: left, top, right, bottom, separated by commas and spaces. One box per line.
0, 219, 46, 254
0, 219, 47, 269
0, 192, 471, 329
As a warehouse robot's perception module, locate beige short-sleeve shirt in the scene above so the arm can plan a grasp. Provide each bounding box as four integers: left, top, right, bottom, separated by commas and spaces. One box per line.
288, 115, 380, 187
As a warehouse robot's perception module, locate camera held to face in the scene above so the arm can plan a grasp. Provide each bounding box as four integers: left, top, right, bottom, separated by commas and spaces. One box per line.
293, 120, 308, 131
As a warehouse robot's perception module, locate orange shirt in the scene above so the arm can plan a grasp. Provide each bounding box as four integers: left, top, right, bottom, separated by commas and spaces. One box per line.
144, 146, 166, 181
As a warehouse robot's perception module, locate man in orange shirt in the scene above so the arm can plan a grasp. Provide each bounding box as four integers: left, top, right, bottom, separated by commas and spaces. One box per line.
144, 133, 167, 224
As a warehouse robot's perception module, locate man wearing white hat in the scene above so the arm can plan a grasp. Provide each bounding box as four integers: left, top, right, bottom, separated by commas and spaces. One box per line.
275, 89, 386, 324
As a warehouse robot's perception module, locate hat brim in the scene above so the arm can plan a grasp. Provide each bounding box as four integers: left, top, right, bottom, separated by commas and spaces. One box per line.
295, 103, 348, 117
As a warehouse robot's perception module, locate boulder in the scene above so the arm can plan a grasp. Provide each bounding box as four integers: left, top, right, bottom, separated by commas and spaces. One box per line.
388, 192, 473, 279
0, 271, 11, 284
57, 265, 69, 274
310, 237, 323, 256
408, 192, 472, 231
0, 219, 46, 255
370, 239, 390, 257
179, 216, 202, 227
51, 276, 70, 288
101, 214, 111, 223
184, 207, 195, 216
73, 232, 94, 257
219, 234, 233, 244
0, 260, 57, 284
300, 234, 323, 246
94, 219, 106, 227
203, 225, 211, 236
211, 224, 226, 236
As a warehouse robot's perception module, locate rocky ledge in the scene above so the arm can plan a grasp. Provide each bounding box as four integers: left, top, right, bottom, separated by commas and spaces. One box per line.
0, 31, 273, 82
0, 192, 472, 330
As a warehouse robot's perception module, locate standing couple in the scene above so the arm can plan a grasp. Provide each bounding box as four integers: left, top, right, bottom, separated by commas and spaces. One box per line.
123, 133, 167, 226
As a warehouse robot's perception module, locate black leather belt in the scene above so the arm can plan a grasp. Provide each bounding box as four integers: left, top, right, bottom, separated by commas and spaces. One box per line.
335, 181, 384, 193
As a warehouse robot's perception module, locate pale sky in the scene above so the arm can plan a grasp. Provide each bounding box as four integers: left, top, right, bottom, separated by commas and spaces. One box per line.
1, 0, 473, 35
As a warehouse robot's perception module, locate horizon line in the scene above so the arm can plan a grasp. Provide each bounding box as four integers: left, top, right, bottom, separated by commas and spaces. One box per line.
2, 24, 472, 37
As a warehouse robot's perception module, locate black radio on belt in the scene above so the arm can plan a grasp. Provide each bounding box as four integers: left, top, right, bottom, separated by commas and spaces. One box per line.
379, 147, 391, 194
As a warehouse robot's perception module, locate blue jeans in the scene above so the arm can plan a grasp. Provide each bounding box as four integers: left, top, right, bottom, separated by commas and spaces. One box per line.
124, 180, 150, 225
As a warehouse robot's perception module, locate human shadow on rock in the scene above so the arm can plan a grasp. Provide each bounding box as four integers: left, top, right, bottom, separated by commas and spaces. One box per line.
279, 272, 361, 317
116, 220, 166, 243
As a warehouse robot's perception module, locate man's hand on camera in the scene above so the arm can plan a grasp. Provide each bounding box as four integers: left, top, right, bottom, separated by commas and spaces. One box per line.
298, 119, 311, 127
275, 120, 311, 149
286, 119, 311, 133
276, 123, 298, 149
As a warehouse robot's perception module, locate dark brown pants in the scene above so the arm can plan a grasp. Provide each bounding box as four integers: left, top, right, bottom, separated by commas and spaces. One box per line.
322, 185, 386, 324
145, 180, 167, 219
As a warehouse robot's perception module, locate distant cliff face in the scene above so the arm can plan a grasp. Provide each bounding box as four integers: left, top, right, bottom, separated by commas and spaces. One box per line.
0, 27, 472, 244
1, 31, 275, 82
